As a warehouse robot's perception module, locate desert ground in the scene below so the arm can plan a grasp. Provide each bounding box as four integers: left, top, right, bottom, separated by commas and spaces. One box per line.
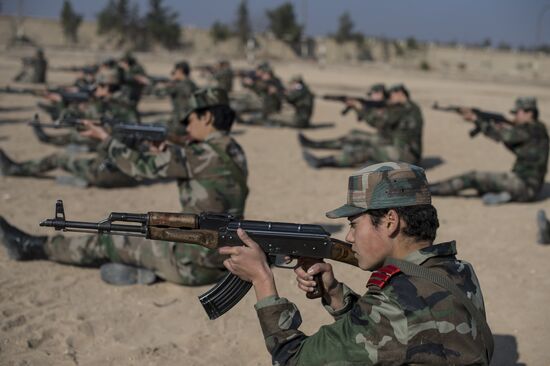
0, 48, 549, 366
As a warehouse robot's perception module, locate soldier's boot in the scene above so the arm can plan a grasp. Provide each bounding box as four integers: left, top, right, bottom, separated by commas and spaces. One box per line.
32, 124, 54, 144
481, 192, 512, 205
0, 149, 25, 176
298, 133, 342, 149
0, 216, 47, 261
302, 149, 338, 168
37, 102, 60, 120
99, 263, 157, 286
536, 210, 550, 245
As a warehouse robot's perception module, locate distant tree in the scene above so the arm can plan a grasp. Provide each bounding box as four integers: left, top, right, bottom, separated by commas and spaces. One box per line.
481, 38, 492, 48
97, 0, 180, 50
60, 0, 83, 43
235, 0, 251, 45
332, 12, 363, 44
266, 2, 302, 52
406, 36, 419, 50
97, 0, 128, 37
210, 21, 233, 43
497, 42, 512, 51
144, 0, 181, 49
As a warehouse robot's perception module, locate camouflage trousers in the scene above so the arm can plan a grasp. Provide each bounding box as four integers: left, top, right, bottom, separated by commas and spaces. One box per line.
14, 152, 138, 188
230, 92, 263, 114
430, 171, 538, 201
45, 234, 227, 286
313, 130, 382, 149
241, 108, 310, 128
34, 127, 99, 151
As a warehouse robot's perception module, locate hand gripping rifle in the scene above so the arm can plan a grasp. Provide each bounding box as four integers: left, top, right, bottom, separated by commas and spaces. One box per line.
40, 200, 358, 319
322, 94, 386, 119
432, 102, 513, 137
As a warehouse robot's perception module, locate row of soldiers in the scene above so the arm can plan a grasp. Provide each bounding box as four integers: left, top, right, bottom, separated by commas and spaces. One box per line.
1, 50, 549, 364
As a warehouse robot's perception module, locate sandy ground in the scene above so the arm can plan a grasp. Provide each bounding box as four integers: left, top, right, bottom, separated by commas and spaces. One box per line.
0, 49, 549, 366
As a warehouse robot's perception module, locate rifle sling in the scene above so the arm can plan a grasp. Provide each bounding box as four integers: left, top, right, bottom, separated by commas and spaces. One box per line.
385, 258, 494, 361
205, 142, 249, 197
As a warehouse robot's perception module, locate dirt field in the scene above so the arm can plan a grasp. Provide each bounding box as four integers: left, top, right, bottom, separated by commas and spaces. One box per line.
0, 49, 549, 366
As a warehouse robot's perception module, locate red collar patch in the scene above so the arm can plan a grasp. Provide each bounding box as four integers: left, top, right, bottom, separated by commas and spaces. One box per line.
367, 264, 401, 289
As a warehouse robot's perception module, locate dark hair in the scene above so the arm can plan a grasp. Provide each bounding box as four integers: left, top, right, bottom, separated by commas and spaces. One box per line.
367, 204, 439, 242
531, 109, 539, 120
174, 61, 190, 76
195, 105, 235, 132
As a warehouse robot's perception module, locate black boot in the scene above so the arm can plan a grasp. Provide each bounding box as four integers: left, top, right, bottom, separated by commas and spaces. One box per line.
0, 216, 47, 260
32, 123, 53, 144
302, 149, 338, 168
537, 210, 550, 245
298, 133, 341, 149
0, 149, 24, 176
100, 263, 157, 286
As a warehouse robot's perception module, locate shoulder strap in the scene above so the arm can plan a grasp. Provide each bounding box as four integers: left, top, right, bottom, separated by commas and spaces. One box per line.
205, 141, 249, 197
385, 258, 494, 362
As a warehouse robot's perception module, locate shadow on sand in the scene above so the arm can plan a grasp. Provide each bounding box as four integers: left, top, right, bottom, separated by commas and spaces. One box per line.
491, 334, 525, 366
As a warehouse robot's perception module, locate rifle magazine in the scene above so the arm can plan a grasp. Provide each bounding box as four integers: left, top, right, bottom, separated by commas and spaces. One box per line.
198, 273, 252, 320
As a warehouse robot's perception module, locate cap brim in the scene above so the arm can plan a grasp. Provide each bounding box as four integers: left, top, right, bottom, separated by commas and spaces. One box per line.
325, 204, 367, 219
510, 109, 517, 114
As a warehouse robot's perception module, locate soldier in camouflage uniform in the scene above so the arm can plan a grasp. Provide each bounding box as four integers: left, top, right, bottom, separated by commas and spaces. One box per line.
13, 48, 48, 83
32, 68, 139, 151
429, 97, 549, 205
118, 52, 148, 111
220, 162, 493, 365
153, 61, 198, 137
239, 63, 284, 122
240, 75, 314, 129
202, 60, 234, 93
0, 88, 249, 287
301, 84, 423, 168
300, 83, 387, 147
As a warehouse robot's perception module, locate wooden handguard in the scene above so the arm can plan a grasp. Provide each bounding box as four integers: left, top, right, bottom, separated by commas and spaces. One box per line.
148, 227, 219, 249
330, 240, 358, 266
148, 212, 198, 229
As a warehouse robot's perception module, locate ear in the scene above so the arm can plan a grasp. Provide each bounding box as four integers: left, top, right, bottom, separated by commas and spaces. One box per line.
204, 110, 214, 126
385, 209, 400, 237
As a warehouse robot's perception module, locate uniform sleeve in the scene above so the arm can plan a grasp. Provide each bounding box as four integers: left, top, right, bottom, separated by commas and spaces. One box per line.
255, 290, 408, 366
477, 119, 530, 146
321, 283, 361, 320
360, 108, 393, 130
106, 138, 190, 180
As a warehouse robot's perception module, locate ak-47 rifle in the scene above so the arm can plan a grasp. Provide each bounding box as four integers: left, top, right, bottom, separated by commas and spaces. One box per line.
29, 115, 167, 144
148, 75, 170, 84
0, 85, 93, 104
40, 200, 358, 320
432, 102, 513, 137
51, 65, 99, 74
322, 94, 386, 118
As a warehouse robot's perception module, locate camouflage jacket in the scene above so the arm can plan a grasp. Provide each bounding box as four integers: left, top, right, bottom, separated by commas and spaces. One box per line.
106, 130, 248, 216
255, 241, 490, 365
121, 63, 147, 104
59, 95, 139, 123
157, 79, 198, 133
285, 82, 314, 125
212, 68, 234, 93
359, 101, 423, 164
477, 118, 549, 190
247, 77, 284, 116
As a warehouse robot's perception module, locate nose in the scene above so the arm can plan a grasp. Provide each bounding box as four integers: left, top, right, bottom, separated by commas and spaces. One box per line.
345, 229, 354, 243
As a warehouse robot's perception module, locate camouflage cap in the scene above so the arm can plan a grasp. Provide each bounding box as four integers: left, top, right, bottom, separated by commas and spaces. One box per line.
290, 74, 303, 83
181, 87, 230, 123
388, 83, 408, 94
510, 97, 537, 113
367, 83, 386, 95
326, 162, 431, 219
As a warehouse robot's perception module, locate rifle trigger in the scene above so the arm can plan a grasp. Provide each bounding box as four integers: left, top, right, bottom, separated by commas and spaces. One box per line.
272, 254, 296, 269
